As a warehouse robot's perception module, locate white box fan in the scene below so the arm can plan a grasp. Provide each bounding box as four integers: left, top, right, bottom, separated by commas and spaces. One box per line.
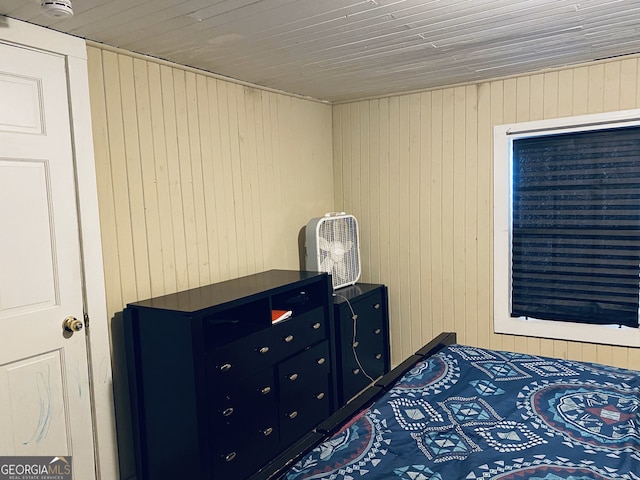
306, 212, 361, 290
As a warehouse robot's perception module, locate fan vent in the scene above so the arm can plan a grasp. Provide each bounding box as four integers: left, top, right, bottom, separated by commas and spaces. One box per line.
305, 213, 361, 289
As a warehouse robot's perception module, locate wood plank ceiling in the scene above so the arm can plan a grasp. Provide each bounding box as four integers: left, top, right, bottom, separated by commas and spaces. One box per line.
3, 0, 640, 102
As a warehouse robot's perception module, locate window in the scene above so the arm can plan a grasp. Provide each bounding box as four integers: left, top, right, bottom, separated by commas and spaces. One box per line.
494, 110, 640, 348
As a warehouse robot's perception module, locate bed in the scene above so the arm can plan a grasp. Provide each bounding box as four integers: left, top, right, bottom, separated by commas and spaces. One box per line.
251, 332, 640, 480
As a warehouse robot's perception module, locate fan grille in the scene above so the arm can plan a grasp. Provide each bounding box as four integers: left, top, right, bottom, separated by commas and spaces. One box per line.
315, 215, 360, 289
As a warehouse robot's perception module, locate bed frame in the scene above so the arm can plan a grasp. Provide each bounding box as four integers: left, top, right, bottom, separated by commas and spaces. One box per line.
249, 332, 458, 480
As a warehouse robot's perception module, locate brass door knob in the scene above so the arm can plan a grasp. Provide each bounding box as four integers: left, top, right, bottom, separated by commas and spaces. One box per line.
63, 316, 83, 333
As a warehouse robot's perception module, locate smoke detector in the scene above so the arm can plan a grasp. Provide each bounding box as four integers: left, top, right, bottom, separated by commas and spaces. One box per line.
41, 0, 73, 18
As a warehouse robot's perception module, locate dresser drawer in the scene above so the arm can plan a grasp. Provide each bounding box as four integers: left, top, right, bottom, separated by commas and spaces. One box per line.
279, 385, 331, 446
278, 340, 330, 399
342, 346, 385, 402
207, 306, 327, 382
269, 307, 327, 361
343, 343, 386, 380
278, 341, 331, 445
208, 368, 276, 426
211, 419, 281, 480
340, 290, 384, 329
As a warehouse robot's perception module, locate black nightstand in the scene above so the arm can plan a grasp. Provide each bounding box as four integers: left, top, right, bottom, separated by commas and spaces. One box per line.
333, 283, 390, 406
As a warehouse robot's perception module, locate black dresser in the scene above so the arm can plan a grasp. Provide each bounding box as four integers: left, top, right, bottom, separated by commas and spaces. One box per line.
123, 270, 337, 480
333, 283, 391, 405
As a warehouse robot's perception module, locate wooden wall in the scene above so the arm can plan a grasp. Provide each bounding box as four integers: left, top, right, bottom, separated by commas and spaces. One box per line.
87, 45, 334, 321
333, 55, 640, 370
86, 45, 334, 478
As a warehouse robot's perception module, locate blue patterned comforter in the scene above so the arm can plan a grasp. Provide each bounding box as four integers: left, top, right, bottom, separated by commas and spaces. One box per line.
284, 345, 640, 479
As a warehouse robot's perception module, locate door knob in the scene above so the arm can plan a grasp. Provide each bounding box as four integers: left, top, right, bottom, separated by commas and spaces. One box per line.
63, 316, 83, 333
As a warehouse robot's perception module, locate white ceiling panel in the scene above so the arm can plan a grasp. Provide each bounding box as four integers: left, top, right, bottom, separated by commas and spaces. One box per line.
2, 0, 640, 102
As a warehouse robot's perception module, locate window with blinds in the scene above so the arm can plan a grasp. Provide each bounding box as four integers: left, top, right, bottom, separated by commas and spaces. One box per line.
511, 126, 640, 329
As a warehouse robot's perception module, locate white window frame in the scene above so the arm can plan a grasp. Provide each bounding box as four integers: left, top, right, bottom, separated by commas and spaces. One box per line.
494, 109, 640, 348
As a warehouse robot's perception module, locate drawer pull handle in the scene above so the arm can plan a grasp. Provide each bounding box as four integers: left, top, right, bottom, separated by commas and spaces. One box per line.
262, 427, 273, 436
316, 392, 325, 400
222, 407, 234, 417
259, 346, 270, 354
316, 357, 326, 365
375, 353, 382, 360
352, 368, 360, 375
289, 373, 299, 381
374, 328, 381, 335
312, 322, 321, 330
353, 341, 359, 348
260, 386, 271, 395
374, 303, 381, 309
283, 334, 294, 343
288, 411, 298, 419
225, 452, 237, 462
220, 363, 232, 372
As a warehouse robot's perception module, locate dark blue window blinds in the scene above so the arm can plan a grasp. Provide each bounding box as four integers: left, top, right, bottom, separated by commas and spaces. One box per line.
511, 126, 640, 328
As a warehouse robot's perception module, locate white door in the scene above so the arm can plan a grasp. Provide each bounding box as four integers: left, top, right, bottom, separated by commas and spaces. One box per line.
0, 41, 96, 479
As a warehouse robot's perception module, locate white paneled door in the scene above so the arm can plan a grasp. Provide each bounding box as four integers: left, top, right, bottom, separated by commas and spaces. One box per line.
0, 41, 96, 479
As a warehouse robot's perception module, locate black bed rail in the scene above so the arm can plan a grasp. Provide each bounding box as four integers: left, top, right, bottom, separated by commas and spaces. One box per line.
248, 332, 457, 480
375, 331, 457, 389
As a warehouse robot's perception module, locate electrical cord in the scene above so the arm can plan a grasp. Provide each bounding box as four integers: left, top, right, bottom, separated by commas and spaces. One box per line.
334, 293, 376, 383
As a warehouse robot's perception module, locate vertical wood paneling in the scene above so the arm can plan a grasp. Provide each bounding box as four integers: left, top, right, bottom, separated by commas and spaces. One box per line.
387, 96, 402, 360
619, 58, 638, 110
88, 48, 120, 321
360, 101, 372, 284
429, 90, 444, 346
419, 92, 433, 345
173, 70, 197, 288
118, 55, 149, 302
542, 72, 559, 119
368, 101, 381, 284
88, 45, 334, 322
161, 64, 189, 290
397, 94, 411, 356
452, 87, 466, 344
378, 97, 392, 345
476, 82, 491, 350
349, 103, 361, 220
441, 88, 455, 343
488, 80, 504, 353
203, 76, 223, 281
464, 85, 479, 348
186, 72, 209, 286
572, 66, 589, 116
332, 104, 344, 209
530, 74, 544, 121
105, 51, 138, 306
133, 58, 164, 298
408, 93, 422, 354
334, 56, 640, 368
